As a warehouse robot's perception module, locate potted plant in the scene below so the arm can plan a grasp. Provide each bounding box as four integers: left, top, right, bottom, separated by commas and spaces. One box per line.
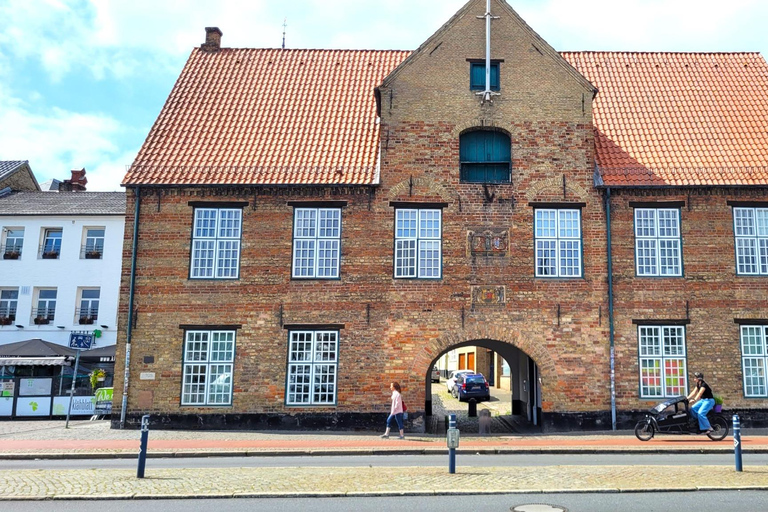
90, 369, 107, 390
33, 316, 50, 325
3, 250, 20, 260
0, 315, 14, 325
85, 250, 102, 259
713, 395, 724, 413
79, 316, 95, 325
42, 250, 59, 259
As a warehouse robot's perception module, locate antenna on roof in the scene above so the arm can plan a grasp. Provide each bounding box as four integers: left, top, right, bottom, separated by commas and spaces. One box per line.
282, 18, 287, 49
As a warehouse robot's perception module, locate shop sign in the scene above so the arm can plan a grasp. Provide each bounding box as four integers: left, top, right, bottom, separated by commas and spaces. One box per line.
1, 381, 13, 397
52, 396, 95, 416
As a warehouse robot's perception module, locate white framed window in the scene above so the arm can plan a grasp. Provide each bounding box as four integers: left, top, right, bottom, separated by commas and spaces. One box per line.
0, 288, 19, 324
638, 325, 687, 398
2, 227, 24, 259
394, 208, 442, 278
190, 208, 242, 279
635, 208, 682, 276
181, 330, 235, 406
292, 208, 341, 278
534, 209, 582, 277
82, 227, 105, 259
76, 288, 100, 325
33, 288, 57, 324
41, 228, 62, 259
740, 325, 768, 397
286, 330, 338, 406
733, 207, 768, 275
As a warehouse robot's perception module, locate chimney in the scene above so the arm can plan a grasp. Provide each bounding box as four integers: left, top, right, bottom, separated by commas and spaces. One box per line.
201, 27, 222, 53
58, 168, 87, 192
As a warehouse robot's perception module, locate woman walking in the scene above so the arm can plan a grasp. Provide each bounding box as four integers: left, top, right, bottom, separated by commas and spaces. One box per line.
381, 381, 405, 439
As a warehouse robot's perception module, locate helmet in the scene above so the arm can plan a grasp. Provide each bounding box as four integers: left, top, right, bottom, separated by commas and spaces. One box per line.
693, 372, 704, 380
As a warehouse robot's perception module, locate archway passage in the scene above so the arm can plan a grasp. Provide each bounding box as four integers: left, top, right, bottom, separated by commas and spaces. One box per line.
425, 339, 541, 434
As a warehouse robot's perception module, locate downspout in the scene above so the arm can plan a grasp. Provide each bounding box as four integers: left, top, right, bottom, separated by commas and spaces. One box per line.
605, 187, 617, 430
120, 186, 141, 429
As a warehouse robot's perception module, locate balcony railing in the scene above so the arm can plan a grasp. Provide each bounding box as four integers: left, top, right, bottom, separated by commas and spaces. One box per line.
1, 244, 22, 259
39, 244, 60, 259
81, 245, 104, 259
31, 308, 55, 324
75, 308, 99, 325
0, 308, 16, 325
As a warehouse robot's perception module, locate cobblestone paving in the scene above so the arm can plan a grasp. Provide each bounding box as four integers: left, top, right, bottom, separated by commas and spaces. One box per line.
1, 465, 767, 500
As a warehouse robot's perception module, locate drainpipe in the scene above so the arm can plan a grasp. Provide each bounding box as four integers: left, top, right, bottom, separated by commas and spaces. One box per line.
605, 187, 617, 430
120, 186, 141, 429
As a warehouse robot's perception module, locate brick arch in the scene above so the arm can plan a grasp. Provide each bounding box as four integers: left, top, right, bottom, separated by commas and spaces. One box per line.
450, 120, 516, 139
387, 175, 458, 204
525, 175, 591, 203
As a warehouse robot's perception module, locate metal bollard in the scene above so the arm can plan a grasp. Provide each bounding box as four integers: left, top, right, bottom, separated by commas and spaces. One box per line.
137, 414, 150, 478
468, 398, 477, 417
733, 414, 742, 472
447, 413, 459, 474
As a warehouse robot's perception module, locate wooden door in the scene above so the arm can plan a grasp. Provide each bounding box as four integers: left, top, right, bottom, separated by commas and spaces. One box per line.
458, 353, 466, 370
468, 352, 475, 372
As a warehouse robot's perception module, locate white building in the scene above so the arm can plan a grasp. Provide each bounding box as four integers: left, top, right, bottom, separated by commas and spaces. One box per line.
0, 190, 126, 348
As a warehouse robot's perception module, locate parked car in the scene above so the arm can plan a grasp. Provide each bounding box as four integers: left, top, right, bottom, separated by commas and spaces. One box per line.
452, 373, 490, 402
445, 369, 474, 393
431, 366, 441, 383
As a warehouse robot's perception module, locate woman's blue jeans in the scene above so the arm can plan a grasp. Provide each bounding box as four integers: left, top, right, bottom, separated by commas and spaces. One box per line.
386, 413, 404, 430
691, 398, 715, 430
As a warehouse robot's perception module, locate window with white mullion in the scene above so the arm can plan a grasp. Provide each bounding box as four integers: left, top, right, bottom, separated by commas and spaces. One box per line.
394, 209, 441, 279
286, 330, 338, 406
292, 208, 341, 278
181, 330, 235, 406
638, 325, 687, 398
734, 207, 768, 275
190, 208, 241, 279
635, 208, 681, 276
534, 209, 582, 278
740, 325, 768, 397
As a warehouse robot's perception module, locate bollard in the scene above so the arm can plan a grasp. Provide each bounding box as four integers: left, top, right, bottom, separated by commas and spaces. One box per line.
137, 414, 150, 478
468, 398, 477, 417
447, 413, 459, 474
733, 414, 742, 472
478, 409, 491, 435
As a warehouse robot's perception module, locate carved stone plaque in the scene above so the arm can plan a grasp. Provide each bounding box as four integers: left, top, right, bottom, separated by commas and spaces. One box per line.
468, 229, 509, 257
471, 285, 506, 306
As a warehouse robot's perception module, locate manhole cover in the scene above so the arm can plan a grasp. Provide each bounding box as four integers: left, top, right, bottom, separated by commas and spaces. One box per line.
511, 505, 568, 512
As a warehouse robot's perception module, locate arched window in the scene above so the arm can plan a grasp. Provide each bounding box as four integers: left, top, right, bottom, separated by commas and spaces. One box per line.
459, 130, 511, 183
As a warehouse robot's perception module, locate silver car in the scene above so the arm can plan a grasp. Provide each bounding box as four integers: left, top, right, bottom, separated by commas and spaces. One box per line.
431, 366, 441, 383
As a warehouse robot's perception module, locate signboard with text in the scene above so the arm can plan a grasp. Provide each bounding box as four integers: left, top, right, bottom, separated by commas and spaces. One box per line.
69, 333, 94, 350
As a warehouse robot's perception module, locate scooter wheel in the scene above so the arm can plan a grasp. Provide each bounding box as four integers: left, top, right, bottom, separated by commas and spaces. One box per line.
635, 420, 654, 441
707, 416, 729, 441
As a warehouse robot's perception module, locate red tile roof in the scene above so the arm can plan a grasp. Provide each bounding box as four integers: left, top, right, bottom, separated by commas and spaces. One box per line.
124, 48, 768, 188
123, 48, 409, 186
563, 52, 768, 186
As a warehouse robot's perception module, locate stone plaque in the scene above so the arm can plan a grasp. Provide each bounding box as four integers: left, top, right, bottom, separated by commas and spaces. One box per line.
471, 286, 506, 305
468, 229, 508, 257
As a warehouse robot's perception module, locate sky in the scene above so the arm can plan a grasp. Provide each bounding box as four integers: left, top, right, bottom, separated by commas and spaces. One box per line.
1, 0, 768, 191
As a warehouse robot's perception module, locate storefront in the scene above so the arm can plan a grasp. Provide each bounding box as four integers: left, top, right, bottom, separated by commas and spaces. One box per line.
0, 338, 114, 419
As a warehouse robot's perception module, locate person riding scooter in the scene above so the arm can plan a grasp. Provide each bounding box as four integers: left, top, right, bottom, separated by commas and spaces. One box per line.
687, 372, 715, 433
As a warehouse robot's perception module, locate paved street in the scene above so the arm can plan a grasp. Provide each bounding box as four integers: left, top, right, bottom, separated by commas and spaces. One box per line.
0, 419, 767, 499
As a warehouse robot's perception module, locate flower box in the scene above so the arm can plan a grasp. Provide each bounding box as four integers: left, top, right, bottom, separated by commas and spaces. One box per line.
0, 316, 14, 325
42, 251, 59, 259
79, 317, 95, 325
3, 251, 20, 260
85, 251, 102, 259
33, 317, 50, 325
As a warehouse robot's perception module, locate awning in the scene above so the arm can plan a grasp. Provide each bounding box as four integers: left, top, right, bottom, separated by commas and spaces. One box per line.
0, 356, 71, 366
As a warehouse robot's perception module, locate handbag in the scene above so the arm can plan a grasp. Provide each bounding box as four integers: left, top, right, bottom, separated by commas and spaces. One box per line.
402, 401, 407, 412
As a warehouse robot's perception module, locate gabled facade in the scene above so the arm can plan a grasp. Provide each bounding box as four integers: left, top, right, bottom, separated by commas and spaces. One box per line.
115, 0, 768, 431
0, 161, 40, 193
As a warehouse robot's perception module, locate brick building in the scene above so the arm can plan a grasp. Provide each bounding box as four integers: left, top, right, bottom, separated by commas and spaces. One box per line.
114, 0, 768, 431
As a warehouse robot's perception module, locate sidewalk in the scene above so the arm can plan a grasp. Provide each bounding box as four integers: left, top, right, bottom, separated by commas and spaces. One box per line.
1, 420, 767, 500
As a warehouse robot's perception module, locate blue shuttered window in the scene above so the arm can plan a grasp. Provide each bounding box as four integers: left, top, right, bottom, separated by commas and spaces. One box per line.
469, 62, 499, 91
460, 130, 511, 183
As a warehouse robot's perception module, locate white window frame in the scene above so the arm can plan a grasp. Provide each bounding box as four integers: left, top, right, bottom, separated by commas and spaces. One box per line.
2, 227, 24, 258
534, 209, 582, 278
740, 325, 768, 397
33, 288, 57, 323
292, 208, 341, 279
181, 330, 236, 406
733, 207, 768, 275
394, 208, 442, 279
82, 227, 105, 259
41, 228, 62, 259
635, 208, 682, 276
0, 287, 19, 323
638, 325, 687, 398
76, 288, 100, 324
190, 208, 242, 279
286, 330, 338, 406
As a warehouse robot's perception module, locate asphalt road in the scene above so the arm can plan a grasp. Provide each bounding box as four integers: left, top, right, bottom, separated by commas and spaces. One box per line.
0, 492, 766, 512
3, 452, 763, 470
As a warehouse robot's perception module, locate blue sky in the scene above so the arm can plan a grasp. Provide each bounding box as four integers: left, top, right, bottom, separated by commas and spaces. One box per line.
2, 0, 767, 191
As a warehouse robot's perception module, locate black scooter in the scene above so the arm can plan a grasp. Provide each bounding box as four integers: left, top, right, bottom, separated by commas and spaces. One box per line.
635, 395, 729, 441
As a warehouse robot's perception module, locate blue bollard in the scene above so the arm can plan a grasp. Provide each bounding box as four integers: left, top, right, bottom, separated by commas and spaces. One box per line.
137, 414, 150, 478
733, 414, 742, 472
447, 413, 458, 474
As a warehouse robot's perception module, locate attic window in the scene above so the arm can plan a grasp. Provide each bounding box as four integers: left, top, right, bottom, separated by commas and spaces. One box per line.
469, 61, 500, 91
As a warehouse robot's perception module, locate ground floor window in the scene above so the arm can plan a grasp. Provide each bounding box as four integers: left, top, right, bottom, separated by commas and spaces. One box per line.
638, 325, 687, 398
181, 330, 235, 406
286, 330, 338, 406
740, 325, 768, 397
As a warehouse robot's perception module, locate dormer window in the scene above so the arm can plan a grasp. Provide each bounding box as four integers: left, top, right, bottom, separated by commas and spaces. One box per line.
459, 130, 511, 183
469, 61, 499, 91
